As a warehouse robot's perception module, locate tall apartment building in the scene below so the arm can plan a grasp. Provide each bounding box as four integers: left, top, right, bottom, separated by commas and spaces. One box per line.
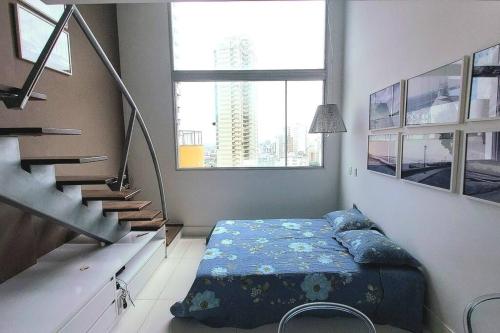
214, 37, 257, 167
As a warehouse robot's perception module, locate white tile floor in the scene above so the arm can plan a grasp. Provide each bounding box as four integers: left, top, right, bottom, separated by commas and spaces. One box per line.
110, 238, 419, 333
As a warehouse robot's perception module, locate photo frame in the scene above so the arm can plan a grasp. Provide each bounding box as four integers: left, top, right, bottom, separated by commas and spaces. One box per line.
401, 131, 459, 192
467, 43, 500, 121
367, 134, 399, 177
462, 131, 500, 206
405, 58, 468, 127
15, 4, 72, 75
369, 81, 405, 130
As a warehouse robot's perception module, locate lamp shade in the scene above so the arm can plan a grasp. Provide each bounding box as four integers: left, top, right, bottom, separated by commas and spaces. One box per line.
309, 104, 347, 134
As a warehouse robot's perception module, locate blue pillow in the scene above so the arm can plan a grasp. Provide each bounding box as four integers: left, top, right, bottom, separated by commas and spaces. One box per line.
335, 230, 419, 267
323, 208, 378, 233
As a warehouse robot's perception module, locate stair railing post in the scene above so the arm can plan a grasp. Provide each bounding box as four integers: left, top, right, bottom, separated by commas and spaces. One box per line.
17, 5, 75, 110
113, 108, 137, 191
72, 7, 168, 220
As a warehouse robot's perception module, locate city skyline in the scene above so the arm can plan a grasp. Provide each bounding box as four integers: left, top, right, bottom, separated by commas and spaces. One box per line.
172, 1, 324, 168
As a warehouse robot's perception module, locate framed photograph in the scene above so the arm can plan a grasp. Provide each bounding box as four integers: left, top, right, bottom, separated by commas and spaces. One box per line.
405, 58, 467, 126
369, 81, 404, 130
367, 134, 399, 177
401, 132, 458, 191
467, 44, 500, 121
463, 132, 500, 205
15, 4, 72, 75
20, 0, 65, 23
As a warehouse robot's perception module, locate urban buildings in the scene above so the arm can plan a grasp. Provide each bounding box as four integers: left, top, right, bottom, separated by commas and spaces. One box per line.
214, 37, 258, 167
177, 36, 322, 168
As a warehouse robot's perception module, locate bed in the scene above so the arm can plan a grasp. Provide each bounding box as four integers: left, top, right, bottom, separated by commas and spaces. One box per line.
170, 218, 425, 333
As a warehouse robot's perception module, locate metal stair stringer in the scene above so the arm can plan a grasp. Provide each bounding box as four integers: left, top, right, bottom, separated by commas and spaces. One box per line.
0, 137, 130, 244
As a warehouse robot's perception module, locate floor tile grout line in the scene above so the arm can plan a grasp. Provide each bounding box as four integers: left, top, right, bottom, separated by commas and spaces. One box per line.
116, 299, 156, 333
136, 255, 182, 302
181, 239, 206, 261
170, 239, 193, 260
157, 257, 184, 300
181, 239, 196, 260
138, 238, 205, 332
137, 257, 180, 333
137, 297, 161, 333
158, 242, 201, 301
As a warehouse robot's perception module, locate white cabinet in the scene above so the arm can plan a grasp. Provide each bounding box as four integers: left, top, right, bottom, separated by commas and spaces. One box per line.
0, 228, 166, 333
60, 278, 116, 333
88, 302, 118, 333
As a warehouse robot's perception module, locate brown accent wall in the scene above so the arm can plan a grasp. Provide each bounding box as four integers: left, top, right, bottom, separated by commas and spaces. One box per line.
0, 2, 124, 283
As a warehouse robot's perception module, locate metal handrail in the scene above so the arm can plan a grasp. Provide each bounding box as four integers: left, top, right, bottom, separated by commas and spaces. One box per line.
13, 5, 168, 222
278, 302, 377, 333
463, 293, 500, 333
71, 7, 167, 220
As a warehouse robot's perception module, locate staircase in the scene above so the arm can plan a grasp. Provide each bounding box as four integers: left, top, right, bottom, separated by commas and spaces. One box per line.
0, 125, 168, 244
0, 3, 182, 249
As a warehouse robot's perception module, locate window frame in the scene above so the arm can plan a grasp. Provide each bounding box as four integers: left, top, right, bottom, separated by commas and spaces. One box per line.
168, 1, 329, 171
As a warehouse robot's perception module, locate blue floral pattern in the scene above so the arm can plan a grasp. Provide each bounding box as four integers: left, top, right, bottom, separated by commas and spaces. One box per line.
288, 242, 313, 252
221, 239, 233, 245
171, 218, 424, 333
335, 230, 420, 267
257, 264, 275, 274
211, 267, 228, 279
282, 222, 301, 230
189, 291, 220, 312
323, 208, 379, 234
203, 248, 222, 260
300, 273, 332, 301
212, 226, 228, 234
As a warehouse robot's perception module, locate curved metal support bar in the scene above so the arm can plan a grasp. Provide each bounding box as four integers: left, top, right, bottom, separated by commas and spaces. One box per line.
463, 293, 500, 333
278, 302, 376, 333
71, 6, 167, 220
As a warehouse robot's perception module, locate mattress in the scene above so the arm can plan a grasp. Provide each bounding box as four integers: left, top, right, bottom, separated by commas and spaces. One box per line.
171, 218, 424, 332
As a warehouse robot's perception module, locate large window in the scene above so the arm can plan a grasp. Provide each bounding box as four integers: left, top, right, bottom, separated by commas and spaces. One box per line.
170, 1, 326, 169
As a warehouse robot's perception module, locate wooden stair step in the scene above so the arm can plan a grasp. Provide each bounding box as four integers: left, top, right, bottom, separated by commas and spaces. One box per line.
21, 155, 107, 169
165, 220, 184, 227
130, 218, 167, 231
56, 175, 116, 186
0, 84, 47, 101
0, 128, 81, 136
82, 188, 141, 202
118, 210, 161, 221
166, 226, 183, 245
102, 200, 151, 212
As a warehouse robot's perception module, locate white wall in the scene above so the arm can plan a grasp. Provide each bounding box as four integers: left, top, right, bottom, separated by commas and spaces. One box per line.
341, 1, 500, 332
116, 1, 344, 235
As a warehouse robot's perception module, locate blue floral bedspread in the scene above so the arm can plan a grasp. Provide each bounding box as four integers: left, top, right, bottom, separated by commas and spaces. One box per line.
170, 219, 424, 332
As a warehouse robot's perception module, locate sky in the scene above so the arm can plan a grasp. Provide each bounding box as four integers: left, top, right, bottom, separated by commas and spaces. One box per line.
171, 1, 325, 146
171, 1, 325, 70
403, 134, 454, 164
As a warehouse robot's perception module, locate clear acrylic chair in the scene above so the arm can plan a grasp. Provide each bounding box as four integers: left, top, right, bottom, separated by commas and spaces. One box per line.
464, 293, 500, 333
278, 302, 377, 333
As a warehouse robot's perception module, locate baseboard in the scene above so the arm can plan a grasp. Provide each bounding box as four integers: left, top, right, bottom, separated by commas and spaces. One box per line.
181, 226, 213, 237
424, 306, 455, 333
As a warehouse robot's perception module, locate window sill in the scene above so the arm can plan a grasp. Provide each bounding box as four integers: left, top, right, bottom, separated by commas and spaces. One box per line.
175, 166, 325, 171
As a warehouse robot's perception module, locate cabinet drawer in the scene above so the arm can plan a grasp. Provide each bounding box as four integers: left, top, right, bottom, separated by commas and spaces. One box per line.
88, 301, 117, 333
60, 278, 116, 333
128, 240, 165, 300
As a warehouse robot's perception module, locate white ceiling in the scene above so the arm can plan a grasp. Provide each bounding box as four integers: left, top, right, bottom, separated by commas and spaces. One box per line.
43, 0, 185, 3
43, 0, 276, 4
